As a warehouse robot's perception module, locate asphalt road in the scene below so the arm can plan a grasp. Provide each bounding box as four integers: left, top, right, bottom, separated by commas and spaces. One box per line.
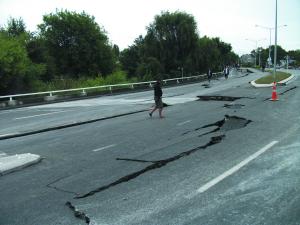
0, 69, 260, 136
0, 69, 299, 225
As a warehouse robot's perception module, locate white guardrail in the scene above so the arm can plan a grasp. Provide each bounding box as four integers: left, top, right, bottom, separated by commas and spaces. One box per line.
0, 72, 223, 106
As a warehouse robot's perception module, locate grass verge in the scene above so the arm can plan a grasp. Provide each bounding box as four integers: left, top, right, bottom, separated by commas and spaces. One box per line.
255, 71, 291, 84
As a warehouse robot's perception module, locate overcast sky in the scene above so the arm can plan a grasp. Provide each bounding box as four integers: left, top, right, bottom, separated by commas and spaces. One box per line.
0, 0, 299, 55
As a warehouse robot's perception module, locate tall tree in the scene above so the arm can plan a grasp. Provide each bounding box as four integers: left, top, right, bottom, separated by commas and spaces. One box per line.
6, 17, 27, 37
38, 10, 115, 79
197, 36, 221, 72
120, 11, 239, 80
0, 33, 45, 94
288, 50, 300, 66
120, 36, 144, 78
143, 11, 199, 76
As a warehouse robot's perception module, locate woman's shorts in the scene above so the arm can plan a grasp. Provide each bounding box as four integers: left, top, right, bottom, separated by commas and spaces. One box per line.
154, 96, 163, 108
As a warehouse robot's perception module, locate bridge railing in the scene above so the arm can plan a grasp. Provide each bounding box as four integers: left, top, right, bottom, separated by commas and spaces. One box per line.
0, 72, 223, 107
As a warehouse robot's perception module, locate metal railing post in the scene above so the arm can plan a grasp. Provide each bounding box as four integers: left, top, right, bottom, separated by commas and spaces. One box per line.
81, 89, 87, 96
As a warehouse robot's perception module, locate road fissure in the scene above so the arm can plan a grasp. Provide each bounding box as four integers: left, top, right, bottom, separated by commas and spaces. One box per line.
66, 201, 90, 224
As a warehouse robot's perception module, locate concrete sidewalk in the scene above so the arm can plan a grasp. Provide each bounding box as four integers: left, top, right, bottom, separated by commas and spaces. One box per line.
0, 152, 41, 176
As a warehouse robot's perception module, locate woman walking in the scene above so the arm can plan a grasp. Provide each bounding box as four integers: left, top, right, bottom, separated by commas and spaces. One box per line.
149, 80, 164, 118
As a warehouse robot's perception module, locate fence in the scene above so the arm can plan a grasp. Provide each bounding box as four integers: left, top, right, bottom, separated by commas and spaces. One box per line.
0, 72, 223, 107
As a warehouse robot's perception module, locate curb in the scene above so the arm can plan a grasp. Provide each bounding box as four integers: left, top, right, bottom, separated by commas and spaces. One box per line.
0, 153, 42, 176
0, 109, 149, 141
250, 74, 295, 88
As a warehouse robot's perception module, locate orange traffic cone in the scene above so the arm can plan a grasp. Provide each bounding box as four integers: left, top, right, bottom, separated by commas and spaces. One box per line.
270, 82, 278, 101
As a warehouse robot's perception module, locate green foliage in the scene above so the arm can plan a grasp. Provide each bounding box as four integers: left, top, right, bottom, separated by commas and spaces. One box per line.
0, 34, 26, 93
144, 11, 199, 75
252, 45, 287, 66
26, 35, 56, 81
29, 70, 129, 92
288, 50, 300, 66
38, 9, 116, 79
6, 17, 27, 37
120, 11, 238, 80
120, 45, 140, 77
104, 70, 127, 84
0, 17, 49, 95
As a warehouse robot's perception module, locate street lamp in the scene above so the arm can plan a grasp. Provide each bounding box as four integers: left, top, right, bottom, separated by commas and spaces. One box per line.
245, 38, 266, 67
255, 24, 287, 68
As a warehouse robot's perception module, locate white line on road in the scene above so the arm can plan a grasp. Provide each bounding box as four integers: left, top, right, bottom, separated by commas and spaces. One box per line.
14, 110, 70, 120
196, 140, 279, 194
177, 120, 192, 126
92, 144, 117, 152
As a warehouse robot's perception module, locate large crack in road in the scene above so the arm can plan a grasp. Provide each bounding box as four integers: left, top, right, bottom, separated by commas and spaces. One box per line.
66, 201, 90, 224
182, 115, 251, 137
73, 115, 251, 200
279, 86, 297, 95
197, 95, 254, 101
74, 134, 226, 200
66, 115, 252, 224
264, 86, 297, 101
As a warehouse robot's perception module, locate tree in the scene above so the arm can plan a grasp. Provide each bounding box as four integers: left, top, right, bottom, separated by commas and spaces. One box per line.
143, 11, 199, 76
0, 18, 47, 95
120, 36, 144, 78
38, 10, 115, 79
288, 50, 300, 67
6, 17, 27, 37
119, 11, 239, 80
197, 36, 220, 72
26, 34, 56, 81
272, 45, 286, 64
0, 33, 45, 94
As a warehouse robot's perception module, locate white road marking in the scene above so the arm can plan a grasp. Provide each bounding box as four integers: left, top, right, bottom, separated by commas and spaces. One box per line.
14, 110, 70, 120
92, 144, 117, 152
196, 141, 279, 194
177, 120, 192, 126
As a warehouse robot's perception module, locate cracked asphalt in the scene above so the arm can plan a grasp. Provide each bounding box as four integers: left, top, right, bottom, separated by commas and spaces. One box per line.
0, 69, 300, 225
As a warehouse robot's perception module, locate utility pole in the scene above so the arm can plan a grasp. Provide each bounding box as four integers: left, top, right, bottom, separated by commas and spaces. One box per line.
245, 39, 266, 67
273, 0, 278, 82
255, 24, 286, 69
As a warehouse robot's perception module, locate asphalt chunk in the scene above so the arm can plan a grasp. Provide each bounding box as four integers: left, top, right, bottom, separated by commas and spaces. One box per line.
224, 103, 245, 109
183, 115, 251, 137
197, 96, 254, 101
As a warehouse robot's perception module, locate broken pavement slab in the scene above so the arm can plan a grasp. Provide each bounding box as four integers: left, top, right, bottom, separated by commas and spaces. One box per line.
0, 153, 42, 176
